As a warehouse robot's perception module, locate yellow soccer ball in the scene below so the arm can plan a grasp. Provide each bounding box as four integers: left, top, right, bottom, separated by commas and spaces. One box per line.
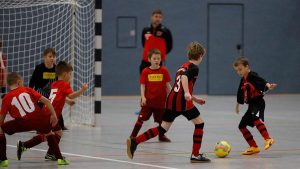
214, 140, 231, 158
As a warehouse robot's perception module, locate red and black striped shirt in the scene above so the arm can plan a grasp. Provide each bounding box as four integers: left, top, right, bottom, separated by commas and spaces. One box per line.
166, 61, 199, 111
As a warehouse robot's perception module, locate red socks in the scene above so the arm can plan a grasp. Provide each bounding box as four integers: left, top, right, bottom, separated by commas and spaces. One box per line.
135, 127, 159, 144
192, 123, 204, 156
130, 118, 143, 137
240, 128, 258, 147
23, 134, 45, 149
254, 120, 271, 140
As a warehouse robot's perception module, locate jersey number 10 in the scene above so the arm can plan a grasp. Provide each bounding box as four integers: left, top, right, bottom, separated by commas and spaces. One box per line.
11, 93, 35, 117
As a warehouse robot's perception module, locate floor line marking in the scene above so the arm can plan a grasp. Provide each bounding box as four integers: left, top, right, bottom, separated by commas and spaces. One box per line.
7, 145, 179, 169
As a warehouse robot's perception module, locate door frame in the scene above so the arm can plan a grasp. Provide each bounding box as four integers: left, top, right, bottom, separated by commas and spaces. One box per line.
206, 3, 245, 94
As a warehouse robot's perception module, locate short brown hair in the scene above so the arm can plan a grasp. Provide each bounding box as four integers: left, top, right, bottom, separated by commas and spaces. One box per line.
187, 41, 205, 60
43, 48, 56, 57
152, 9, 163, 15
233, 56, 249, 67
55, 61, 73, 76
148, 48, 161, 59
7, 72, 22, 86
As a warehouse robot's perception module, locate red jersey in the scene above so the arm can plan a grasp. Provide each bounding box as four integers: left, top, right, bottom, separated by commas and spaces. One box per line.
166, 61, 199, 111
0, 87, 45, 119
142, 35, 166, 62
0, 52, 7, 86
46, 80, 73, 117
140, 66, 171, 108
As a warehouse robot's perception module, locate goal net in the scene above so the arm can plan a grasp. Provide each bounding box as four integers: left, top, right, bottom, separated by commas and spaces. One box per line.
0, 0, 95, 126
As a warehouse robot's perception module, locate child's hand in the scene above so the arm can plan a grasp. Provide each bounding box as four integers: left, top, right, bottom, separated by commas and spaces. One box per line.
267, 83, 277, 90
66, 98, 75, 106
194, 97, 206, 105
184, 92, 192, 101
81, 83, 88, 91
50, 114, 58, 127
141, 97, 147, 106
235, 103, 240, 114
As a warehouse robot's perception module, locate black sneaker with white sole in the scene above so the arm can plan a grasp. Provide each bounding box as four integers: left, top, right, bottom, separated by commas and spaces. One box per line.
190, 154, 211, 163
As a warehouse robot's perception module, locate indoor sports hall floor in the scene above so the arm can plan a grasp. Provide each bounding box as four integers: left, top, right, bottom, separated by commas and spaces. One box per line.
4, 95, 300, 169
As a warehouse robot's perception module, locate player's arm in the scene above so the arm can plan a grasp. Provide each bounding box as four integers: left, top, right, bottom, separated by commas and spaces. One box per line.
192, 96, 206, 105
65, 97, 75, 106
181, 75, 191, 101
266, 83, 277, 90
68, 83, 88, 99
39, 96, 57, 126
0, 114, 6, 134
164, 28, 173, 54
166, 82, 172, 93
140, 84, 146, 106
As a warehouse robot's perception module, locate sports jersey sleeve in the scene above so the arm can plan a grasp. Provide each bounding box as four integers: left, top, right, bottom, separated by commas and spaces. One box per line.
248, 72, 267, 92
0, 97, 9, 115
29, 65, 39, 88
64, 83, 74, 96
183, 65, 199, 80
140, 70, 147, 84
237, 78, 244, 104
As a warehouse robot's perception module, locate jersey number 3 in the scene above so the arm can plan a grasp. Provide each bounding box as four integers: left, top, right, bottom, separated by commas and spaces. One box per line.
174, 75, 181, 92
11, 93, 35, 117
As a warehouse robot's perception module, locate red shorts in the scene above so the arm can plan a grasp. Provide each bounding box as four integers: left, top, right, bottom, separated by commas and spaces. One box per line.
139, 106, 164, 123
1, 114, 52, 135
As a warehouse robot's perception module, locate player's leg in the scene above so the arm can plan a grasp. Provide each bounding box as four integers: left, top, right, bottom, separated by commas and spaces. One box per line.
130, 106, 152, 137
252, 99, 274, 150
154, 108, 171, 142
127, 109, 176, 159
184, 107, 210, 163
0, 127, 8, 167
44, 132, 68, 165
45, 128, 63, 161
239, 110, 260, 155
17, 134, 46, 160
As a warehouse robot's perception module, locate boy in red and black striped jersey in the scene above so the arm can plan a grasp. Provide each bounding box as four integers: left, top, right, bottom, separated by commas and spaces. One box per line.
130, 48, 172, 142
127, 42, 211, 163
233, 56, 277, 155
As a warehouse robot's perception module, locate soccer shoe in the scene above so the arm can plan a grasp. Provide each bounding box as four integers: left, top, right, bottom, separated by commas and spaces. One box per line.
45, 153, 57, 161
126, 137, 137, 159
264, 138, 275, 150
0, 160, 8, 167
158, 135, 171, 142
190, 154, 211, 163
241, 147, 260, 155
57, 158, 70, 165
17, 140, 27, 160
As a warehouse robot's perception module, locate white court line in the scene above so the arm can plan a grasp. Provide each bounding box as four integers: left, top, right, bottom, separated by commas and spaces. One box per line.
7, 145, 179, 169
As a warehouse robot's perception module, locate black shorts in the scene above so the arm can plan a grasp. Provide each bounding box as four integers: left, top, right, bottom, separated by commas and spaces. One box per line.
163, 106, 200, 122
239, 97, 265, 128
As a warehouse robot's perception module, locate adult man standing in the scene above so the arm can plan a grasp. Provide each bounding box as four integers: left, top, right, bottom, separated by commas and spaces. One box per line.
140, 9, 173, 73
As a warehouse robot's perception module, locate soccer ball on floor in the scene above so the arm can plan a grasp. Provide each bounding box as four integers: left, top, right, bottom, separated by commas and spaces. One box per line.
214, 140, 231, 158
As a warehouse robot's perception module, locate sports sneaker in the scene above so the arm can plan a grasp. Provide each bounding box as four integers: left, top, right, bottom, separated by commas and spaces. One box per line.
45, 153, 57, 161
264, 138, 275, 150
190, 154, 211, 163
126, 137, 137, 159
241, 147, 260, 155
17, 140, 27, 160
0, 160, 8, 167
159, 135, 171, 142
57, 158, 69, 165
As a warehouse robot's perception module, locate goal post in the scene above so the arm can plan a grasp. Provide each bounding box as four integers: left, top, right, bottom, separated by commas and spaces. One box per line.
0, 0, 96, 126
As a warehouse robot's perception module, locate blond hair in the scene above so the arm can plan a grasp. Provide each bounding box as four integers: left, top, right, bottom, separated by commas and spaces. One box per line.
187, 41, 205, 60
233, 56, 249, 67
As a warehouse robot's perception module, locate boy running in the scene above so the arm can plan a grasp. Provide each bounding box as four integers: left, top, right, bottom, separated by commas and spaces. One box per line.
127, 41, 211, 163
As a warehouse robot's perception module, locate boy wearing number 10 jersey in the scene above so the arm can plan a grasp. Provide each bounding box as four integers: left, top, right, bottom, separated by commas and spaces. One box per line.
17, 61, 88, 162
